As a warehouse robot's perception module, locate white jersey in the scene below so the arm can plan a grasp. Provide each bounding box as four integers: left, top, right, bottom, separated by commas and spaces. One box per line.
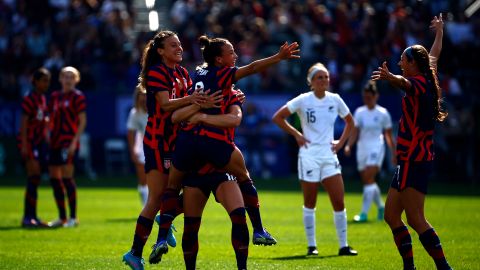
287, 91, 350, 159
353, 105, 392, 151
126, 107, 147, 157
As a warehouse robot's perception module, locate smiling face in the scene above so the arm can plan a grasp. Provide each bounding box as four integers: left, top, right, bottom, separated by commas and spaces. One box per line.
158, 35, 183, 67
216, 41, 238, 67
398, 48, 417, 77
59, 70, 80, 92
310, 69, 330, 93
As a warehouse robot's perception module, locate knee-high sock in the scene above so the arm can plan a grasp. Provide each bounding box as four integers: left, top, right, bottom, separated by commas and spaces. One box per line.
131, 215, 154, 257
303, 207, 316, 247
157, 188, 183, 241
24, 175, 40, 218
361, 184, 376, 214
392, 225, 414, 269
372, 183, 384, 208
137, 184, 148, 206
239, 179, 263, 232
230, 207, 249, 270
182, 216, 201, 270
62, 178, 77, 219
333, 209, 348, 248
419, 228, 451, 270
50, 178, 66, 220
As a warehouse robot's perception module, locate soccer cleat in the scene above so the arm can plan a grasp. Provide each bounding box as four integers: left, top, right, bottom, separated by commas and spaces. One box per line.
149, 240, 168, 264
307, 246, 318, 256
154, 214, 177, 247
353, 212, 368, 223
252, 228, 277, 246
63, 218, 79, 227
377, 207, 385, 221
122, 251, 145, 270
21, 217, 48, 228
47, 218, 67, 228
338, 246, 358, 256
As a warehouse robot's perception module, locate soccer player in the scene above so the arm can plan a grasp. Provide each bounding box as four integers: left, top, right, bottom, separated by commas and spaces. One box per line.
126, 86, 148, 206
173, 90, 249, 270
122, 30, 218, 270
47, 66, 86, 228
371, 14, 452, 270
150, 35, 299, 262
344, 80, 396, 222
19, 67, 51, 228
272, 62, 358, 256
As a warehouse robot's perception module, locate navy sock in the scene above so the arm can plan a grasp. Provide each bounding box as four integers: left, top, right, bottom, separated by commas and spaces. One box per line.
62, 178, 77, 218
230, 207, 249, 270
392, 225, 414, 270
131, 215, 154, 257
419, 228, 451, 270
157, 188, 181, 241
238, 180, 263, 232
24, 175, 40, 218
50, 178, 66, 220
182, 216, 201, 270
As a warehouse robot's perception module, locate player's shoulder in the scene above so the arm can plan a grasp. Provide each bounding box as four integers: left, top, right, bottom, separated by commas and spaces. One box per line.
375, 105, 389, 114
355, 105, 368, 114
72, 89, 85, 97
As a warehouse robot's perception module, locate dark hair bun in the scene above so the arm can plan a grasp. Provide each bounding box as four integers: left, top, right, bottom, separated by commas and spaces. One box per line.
198, 35, 210, 48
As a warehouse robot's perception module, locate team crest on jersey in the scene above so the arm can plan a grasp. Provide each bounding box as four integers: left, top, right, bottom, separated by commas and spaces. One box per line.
328, 106, 334, 112
164, 159, 171, 169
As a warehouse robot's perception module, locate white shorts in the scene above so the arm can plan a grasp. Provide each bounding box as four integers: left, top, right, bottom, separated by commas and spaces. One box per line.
356, 145, 385, 171
298, 155, 341, 183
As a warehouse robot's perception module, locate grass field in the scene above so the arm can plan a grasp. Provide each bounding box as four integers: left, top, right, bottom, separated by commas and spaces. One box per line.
0, 177, 479, 269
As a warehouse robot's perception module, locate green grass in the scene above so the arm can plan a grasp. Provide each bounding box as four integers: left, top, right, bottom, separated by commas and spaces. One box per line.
0, 178, 479, 269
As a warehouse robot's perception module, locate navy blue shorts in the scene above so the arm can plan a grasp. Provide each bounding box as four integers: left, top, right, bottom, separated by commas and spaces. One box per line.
173, 131, 234, 173
391, 160, 432, 194
183, 172, 236, 202
21, 142, 48, 163
144, 143, 171, 174
49, 148, 78, 166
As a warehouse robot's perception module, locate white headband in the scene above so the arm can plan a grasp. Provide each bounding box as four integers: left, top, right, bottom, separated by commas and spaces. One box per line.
307, 66, 325, 84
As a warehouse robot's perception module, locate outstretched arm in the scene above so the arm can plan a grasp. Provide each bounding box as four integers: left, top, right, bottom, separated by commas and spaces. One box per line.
371, 61, 412, 91
429, 13, 444, 68
235, 42, 300, 81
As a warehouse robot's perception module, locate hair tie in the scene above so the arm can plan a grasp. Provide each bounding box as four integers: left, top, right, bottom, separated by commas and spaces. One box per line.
307, 66, 323, 84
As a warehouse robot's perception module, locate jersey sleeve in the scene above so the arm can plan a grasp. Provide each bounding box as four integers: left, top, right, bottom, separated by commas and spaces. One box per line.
383, 110, 393, 130
21, 95, 33, 116
406, 76, 427, 96
74, 92, 87, 113
126, 108, 136, 130
147, 66, 172, 93
227, 89, 242, 109
286, 94, 304, 114
353, 108, 361, 128
335, 94, 350, 118
216, 67, 238, 90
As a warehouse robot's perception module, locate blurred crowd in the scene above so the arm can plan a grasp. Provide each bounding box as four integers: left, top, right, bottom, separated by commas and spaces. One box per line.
0, 0, 479, 181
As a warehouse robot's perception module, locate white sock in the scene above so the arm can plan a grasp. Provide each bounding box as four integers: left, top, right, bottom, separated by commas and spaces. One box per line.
361, 184, 376, 214
333, 209, 348, 248
303, 206, 316, 247
372, 183, 384, 208
138, 184, 148, 206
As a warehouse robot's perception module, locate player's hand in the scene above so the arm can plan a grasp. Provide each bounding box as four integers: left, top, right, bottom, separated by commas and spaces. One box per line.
295, 134, 310, 148
277, 41, 301, 60
344, 145, 352, 157
200, 89, 223, 109
189, 88, 208, 105
236, 88, 246, 104
331, 140, 344, 154
371, 61, 390, 81
429, 13, 443, 32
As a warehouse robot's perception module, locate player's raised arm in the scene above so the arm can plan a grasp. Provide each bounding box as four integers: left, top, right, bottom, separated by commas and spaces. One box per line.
371, 61, 411, 91
429, 13, 444, 68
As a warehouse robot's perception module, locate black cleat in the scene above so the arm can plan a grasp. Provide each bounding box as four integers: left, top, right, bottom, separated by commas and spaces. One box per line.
307, 246, 318, 256
338, 246, 358, 256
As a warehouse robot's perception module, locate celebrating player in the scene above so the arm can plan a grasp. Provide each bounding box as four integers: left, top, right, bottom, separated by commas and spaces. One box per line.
371, 14, 452, 270
272, 62, 357, 256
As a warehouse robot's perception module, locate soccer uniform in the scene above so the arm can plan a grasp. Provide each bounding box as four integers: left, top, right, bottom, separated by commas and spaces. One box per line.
287, 91, 350, 182
127, 107, 147, 164
173, 66, 241, 172
391, 75, 435, 194
18, 91, 49, 161
353, 105, 392, 171
143, 62, 191, 174
48, 89, 86, 165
